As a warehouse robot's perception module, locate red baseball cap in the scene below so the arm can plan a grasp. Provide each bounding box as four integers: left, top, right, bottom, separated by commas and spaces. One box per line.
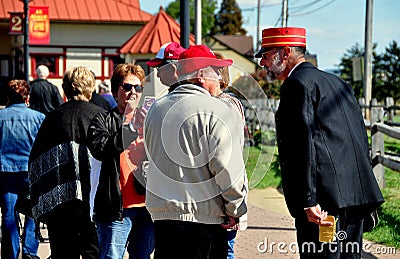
147, 42, 186, 67
255, 27, 306, 58
178, 45, 233, 74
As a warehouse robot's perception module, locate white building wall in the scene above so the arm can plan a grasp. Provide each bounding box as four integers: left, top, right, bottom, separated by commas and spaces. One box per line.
50, 23, 141, 47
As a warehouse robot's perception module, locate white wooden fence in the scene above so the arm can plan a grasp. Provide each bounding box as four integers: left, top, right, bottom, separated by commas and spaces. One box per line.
369, 102, 400, 188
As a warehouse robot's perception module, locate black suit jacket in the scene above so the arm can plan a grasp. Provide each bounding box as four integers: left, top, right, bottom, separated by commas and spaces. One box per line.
275, 62, 384, 218
30, 78, 64, 115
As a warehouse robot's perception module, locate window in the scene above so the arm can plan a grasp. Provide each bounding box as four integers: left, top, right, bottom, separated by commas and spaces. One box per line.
106, 55, 125, 78
31, 53, 64, 78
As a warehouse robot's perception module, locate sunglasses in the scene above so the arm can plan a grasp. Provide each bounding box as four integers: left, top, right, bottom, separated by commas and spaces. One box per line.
121, 83, 143, 93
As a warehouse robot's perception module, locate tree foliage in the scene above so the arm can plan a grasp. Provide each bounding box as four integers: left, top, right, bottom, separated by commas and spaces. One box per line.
211, 0, 247, 35
373, 41, 400, 102
338, 43, 365, 99
338, 41, 400, 103
249, 68, 282, 99
165, 0, 217, 36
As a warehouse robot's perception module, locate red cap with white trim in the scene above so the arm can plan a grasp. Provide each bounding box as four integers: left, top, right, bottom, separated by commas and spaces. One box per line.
147, 42, 186, 67
255, 27, 306, 58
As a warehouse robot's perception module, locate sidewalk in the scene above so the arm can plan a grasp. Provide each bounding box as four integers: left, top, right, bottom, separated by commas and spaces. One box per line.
235, 187, 398, 258
2, 187, 398, 258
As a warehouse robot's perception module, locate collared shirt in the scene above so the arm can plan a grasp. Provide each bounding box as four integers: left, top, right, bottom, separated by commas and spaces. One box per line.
0, 103, 45, 172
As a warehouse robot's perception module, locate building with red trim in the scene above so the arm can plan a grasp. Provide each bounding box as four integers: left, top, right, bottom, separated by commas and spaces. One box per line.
0, 0, 152, 95
1, 1, 260, 99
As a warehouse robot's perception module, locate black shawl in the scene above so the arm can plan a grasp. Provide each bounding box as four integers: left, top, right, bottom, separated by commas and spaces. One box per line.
29, 100, 105, 221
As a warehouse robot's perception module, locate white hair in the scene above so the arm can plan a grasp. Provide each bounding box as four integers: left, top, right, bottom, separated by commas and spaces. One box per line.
178, 66, 219, 82
36, 65, 50, 78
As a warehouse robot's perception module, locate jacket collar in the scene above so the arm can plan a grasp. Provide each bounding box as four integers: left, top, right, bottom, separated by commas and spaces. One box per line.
288, 61, 304, 77
289, 62, 315, 77
173, 84, 211, 96
6, 103, 27, 109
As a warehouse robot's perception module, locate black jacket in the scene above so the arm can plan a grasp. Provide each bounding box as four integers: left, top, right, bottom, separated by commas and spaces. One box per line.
29, 101, 105, 221
275, 62, 384, 218
87, 108, 138, 222
29, 78, 63, 115
90, 92, 112, 111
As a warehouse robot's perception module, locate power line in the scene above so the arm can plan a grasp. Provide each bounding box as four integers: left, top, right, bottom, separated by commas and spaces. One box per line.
290, 0, 336, 16
240, 0, 281, 12
271, 0, 336, 26
289, 0, 325, 11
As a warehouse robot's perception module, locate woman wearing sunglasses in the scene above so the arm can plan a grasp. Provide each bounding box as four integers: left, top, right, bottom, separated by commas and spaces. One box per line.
88, 63, 154, 259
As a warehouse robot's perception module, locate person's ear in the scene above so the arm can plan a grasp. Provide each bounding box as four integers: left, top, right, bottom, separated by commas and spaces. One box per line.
197, 69, 206, 83
282, 47, 291, 59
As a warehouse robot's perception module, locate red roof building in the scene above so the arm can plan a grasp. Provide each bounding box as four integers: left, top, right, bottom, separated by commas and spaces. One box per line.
119, 6, 195, 55
0, 0, 151, 22
0, 0, 151, 89
0, 1, 258, 101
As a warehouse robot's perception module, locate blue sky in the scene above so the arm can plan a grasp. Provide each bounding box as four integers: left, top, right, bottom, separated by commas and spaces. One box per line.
140, 0, 400, 71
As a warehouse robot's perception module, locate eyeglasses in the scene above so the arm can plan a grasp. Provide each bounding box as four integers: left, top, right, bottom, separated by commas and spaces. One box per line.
121, 83, 143, 93
261, 48, 280, 59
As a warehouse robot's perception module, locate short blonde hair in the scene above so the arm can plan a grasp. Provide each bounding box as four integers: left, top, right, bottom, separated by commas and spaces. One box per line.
62, 66, 95, 101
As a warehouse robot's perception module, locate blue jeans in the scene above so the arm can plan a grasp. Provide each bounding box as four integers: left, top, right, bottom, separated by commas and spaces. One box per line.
0, 172, 39, 259
227, 230, 237, 259
96, 207, 155, 259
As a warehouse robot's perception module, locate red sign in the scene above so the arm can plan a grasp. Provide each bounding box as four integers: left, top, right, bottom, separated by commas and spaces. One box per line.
9, 12, 24, 35
29, 6, 50, 45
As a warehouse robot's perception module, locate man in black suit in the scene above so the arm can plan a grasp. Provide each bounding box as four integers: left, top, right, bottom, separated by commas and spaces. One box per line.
255, 27, 384, 258
30, 65, 64, 115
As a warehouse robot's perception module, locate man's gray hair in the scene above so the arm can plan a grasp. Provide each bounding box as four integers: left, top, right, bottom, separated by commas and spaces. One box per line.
291, 46, 306, 56
36, 65, 50, 78
178, 66, 217, 82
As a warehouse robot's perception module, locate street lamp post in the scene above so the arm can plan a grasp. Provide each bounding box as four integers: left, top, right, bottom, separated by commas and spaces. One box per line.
180, 0, 190, 48
21, 0, 30, 82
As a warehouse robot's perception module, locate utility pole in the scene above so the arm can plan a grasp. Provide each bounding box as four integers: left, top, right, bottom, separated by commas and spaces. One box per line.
180, 0, 190, 48
364, 0, 373, 120
256, 0, 261, 51
281, 0, 288, 27
195, 0, 202, 44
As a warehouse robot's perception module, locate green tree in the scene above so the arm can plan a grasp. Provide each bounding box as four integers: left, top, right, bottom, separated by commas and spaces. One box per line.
211, 0, 247, 35
338, 43, 365, 99
249, 68, 281, 99
338, 43, 383, 100
339, 41, 400, 103
165, 0, 217, 36
374, 41, 400, 103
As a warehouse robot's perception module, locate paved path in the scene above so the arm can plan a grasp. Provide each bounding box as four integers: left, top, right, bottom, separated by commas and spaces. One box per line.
235, 188, 399, 258
3, 187, 398, 258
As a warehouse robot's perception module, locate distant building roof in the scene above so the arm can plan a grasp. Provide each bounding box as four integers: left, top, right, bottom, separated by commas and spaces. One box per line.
119, 6, 195, 54
212, 35, 254, 58
1, 0, 152, 23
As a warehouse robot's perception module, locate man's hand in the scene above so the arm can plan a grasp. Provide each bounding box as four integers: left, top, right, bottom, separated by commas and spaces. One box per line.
305, 204, 333, 226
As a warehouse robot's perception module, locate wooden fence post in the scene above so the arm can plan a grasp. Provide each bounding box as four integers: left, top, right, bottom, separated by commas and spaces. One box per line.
359, 97, 366, 118
386, 97, 394, 122
370, 107, 386, 188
